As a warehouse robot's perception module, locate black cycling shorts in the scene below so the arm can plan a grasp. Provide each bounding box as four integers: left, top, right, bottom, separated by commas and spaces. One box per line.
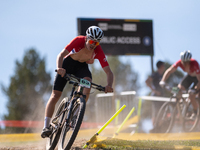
53, 56, 92, 92
180, 74, 198, 90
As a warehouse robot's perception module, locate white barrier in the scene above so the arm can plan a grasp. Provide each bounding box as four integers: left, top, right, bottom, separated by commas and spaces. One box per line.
95, 91, 137, 125
140, 94, 189, 102
140, 96, 176, 102
95, 91, 189, 126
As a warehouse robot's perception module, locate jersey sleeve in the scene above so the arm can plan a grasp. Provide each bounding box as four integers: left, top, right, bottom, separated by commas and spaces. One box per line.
94, 46, 109, 68
193, 60, 200, 74
64, 36, 83, 53
172, 60, 181, 69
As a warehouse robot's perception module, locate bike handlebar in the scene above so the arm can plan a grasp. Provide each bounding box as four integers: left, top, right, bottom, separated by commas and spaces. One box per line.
55, 70, 105, 92
162, 84, 197, 95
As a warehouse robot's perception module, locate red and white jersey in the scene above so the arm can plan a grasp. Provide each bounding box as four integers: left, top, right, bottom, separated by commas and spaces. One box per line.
173, 59, 200, 76
64, 36, 109, 68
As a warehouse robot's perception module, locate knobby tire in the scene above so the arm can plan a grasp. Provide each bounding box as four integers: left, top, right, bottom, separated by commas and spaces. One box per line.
154, 101, 175, 133
183, 99, 200, 132
58, 97, 86, 150
46, 98, 69, 150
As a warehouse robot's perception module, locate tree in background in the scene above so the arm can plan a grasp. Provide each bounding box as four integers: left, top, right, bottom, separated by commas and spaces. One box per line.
1, 49, 52, 133
90, 56, 139, 93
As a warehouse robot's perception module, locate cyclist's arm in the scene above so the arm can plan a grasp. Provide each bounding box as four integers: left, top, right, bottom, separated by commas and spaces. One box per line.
56, 48, 69, 77
103, 66, 114, 93
195, 74, 200, 90
146, 76, 161, 95
145, 76, 154, 90
161, 65, 177, 82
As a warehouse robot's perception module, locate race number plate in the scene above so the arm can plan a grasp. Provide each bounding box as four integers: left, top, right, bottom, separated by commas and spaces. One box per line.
80, 79, 91, 88
172, 87, 179, 94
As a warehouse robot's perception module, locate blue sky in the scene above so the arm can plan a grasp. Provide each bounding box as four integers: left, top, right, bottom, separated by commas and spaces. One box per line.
1, 0, 200, 118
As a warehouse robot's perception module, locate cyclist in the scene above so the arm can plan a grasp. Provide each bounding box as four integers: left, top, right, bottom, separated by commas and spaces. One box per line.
145, 60, 165, 125
41, 26, 114, 138
159, 50, 200, 116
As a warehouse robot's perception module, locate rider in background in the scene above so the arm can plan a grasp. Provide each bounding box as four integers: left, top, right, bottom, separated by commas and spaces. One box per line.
160, 50, 200, 116
145, 60, 165, 125
41, 26, 114, 138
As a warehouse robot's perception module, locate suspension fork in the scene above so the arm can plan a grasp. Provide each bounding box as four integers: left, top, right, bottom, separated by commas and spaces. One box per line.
66, 87, 85, 119
57, 84, 77, 126
65, 98, 77, 124
64, 84, 86, 124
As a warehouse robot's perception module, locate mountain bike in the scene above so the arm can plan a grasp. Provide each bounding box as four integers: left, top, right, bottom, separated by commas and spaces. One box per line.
151, 85, 200, 133
46, 72, 105, 150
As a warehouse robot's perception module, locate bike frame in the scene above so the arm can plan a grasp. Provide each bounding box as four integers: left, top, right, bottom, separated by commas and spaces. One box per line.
50, 73, 104, 137
50, 82, 85, 134
170, 94, 188, 125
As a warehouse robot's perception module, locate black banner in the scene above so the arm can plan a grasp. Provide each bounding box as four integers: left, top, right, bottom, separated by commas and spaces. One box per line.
78, 18, 154, 56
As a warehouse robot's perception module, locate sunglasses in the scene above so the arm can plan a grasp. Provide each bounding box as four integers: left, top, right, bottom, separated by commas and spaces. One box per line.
88, 39, 99, 46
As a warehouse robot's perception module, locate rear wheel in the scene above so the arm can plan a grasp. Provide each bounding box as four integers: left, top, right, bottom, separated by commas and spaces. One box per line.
154, 101, 175, 133
183, 99, 200, 132
58, 97, 86, 150
46, 97, 69, 150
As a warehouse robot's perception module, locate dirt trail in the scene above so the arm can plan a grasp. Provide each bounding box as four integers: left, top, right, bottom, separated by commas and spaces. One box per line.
0, 139, 105, 150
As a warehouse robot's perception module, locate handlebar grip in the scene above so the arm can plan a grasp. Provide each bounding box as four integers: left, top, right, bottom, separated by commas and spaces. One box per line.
98, 86, 105, 92
102, 87, 105, 91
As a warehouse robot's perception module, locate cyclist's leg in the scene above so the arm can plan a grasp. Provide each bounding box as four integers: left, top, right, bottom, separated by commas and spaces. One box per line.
42, 90, 62, 138
45, 90, 62, 118
83, 77, 92, 102
189, 93, 199, 111
178, 74, 191, 91
45, 73, 67, 122
189, 77, 199, 112
75, 62, 92, 103
43, 57, 75, 125
42, 73, 67, 138
180, 75, 199, 112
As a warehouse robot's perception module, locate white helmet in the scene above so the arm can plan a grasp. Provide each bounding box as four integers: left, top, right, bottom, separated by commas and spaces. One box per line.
86, 26, 104, 42
180, 50, 192, 62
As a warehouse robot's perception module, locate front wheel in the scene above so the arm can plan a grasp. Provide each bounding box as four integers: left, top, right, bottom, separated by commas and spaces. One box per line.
46, 97, 69, 150
153, 101, 175, 133
58, 97, 86, 150
183, 99, 200, 132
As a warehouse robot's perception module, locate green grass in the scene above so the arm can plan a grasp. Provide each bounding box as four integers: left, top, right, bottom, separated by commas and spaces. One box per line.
87, 138, 200, 150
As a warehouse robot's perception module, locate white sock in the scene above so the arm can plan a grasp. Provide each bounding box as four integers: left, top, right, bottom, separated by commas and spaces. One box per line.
44, 117, 51, 129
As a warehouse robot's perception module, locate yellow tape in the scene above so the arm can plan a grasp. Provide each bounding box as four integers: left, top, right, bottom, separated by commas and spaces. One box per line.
115, 99, 120, 125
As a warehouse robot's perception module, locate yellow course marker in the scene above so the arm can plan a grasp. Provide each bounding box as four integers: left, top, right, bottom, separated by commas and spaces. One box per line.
83, 104, 126, 148
113, 107, 135, 138
136, 98, 142, 133
115, 99, 120, 125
